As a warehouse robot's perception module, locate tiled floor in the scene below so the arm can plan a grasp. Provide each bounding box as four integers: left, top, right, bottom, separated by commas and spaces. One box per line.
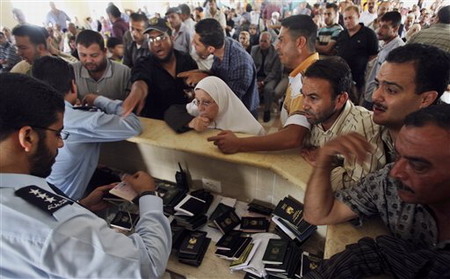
257, 106, 283, 134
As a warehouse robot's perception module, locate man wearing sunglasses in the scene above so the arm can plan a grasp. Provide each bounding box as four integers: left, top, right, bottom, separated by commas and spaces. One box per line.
122, 17, 198, 120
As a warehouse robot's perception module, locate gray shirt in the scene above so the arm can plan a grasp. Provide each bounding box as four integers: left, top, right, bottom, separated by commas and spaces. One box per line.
335, 163, 445, 249
73, 59, 131, 100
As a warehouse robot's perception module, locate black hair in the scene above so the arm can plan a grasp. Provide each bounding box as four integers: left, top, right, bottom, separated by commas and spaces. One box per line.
304, 57, 353, 98
404, 104, 450, 131
380, 11, 402, 27
76, 29, 105, 50
195, 18, 225, 48
0, 73, 64, 141
0, 32, 4, 37
106, 4, 121, 18
32, 56, 75, 97
107, 37, 123, 49
195, 7, 203, 13
281, 15, 317, 52
12, 24, 47, 48
129, 12, 149, 28
437, 5, 450, 24
386, 44, 450, 101
326, 3, 339, 12
246, 4, 253, 12
179, 4, 191, 16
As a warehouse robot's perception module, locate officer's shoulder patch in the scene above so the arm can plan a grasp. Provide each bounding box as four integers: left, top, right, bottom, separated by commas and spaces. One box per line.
15, 185, 73, 215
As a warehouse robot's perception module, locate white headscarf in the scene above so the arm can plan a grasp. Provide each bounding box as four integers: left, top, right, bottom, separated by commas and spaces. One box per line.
186, 76, 265, 135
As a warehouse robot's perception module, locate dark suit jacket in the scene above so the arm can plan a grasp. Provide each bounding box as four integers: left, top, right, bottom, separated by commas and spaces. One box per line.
250, 45, 282, 84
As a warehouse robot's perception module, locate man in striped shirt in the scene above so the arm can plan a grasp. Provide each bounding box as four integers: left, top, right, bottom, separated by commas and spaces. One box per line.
300, 57, 385, 190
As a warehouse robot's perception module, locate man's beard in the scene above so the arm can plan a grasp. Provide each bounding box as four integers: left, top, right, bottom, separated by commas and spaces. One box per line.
30, 135, 57, 178
85, 58, 107, 73
155, 48, 174, 63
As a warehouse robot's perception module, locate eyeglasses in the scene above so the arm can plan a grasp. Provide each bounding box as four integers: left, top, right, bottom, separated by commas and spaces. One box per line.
193, 99, 215, 107
148, 34, 168, 44
32, 126, 70, 140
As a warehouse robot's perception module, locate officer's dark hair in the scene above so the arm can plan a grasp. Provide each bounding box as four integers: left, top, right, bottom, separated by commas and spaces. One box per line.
195, 18, 224, 48
76, 29, 105, 50
179, 4, 191, 16
0, 73, 64, 142
129, 12, 149, 28
380, 11, 402, 27
386, 44, 450, 101
281, 15, 317, 52
404, 104, 450, 131
304, 57, 353, 98
106, 4, 121, 18
326, 3, 339, 12
12, 24, 47, 48
437, 5, 450, 24
32, 56, 75, 97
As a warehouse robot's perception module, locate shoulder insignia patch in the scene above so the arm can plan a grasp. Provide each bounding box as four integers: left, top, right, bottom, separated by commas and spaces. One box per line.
15, 186, 73, 215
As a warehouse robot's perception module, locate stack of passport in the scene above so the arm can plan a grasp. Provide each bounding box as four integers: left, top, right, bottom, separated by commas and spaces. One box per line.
214, 230, 252, 260
271, 196, 317, 244
173, 189, 213, 230
155, 179, 188, 215
261, 238, 323, 279
178, 230, 211, 267
208, 203, 241, 234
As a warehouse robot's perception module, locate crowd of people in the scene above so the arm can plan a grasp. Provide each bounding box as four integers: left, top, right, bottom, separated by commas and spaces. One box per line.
1, 0, 450, 278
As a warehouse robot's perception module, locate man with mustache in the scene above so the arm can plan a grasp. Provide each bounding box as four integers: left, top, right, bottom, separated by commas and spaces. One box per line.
122, 17, 198, 119
0, 73, 171, 278
303, 45, 450, 277
304, 104, 450, 278
300, 57, 385, 190
74, 30, 131, 101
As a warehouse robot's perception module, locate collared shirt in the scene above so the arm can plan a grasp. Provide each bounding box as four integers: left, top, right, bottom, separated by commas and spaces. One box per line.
280, 52, 319, 128
0, 173, 171, 278
73, 59, 131, 100
173, 22, 192, 54
123, 38, 151, 68
407, 23, 450, 53
251, 45, 282, 84
335, 24, 379, 87
304, 101, 386, 189
47, 97, 141, 200
0, 41, 21, 72
335, 163, 449, 249
131, 49, 198, 120
46, 10, 71, 29
211, 37, 259, 116
364, 36, 405, 102
204, 9, 227, 28
359, 11, 377, 27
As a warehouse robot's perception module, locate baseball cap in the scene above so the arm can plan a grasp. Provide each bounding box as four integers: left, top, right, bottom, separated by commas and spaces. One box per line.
143, 17, 172, 35
166, 7, 181, 16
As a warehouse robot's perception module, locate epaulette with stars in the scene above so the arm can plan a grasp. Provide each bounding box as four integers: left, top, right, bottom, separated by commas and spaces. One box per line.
15, 186, 73, 215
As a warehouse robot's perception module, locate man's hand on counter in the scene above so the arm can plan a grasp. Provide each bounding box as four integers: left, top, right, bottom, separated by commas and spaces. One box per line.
207, 130, 241, 154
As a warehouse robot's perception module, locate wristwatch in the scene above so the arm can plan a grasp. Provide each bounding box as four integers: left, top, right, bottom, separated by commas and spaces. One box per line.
139, 191, 157, 198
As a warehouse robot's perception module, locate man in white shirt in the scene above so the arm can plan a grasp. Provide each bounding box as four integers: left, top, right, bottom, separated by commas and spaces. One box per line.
360, 0, 377, 26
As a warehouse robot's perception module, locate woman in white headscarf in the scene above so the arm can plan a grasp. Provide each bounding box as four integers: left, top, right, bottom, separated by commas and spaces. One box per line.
165, 76, 265, 136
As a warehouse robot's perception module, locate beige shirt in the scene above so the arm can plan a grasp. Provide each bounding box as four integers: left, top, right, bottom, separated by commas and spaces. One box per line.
304, 101, 386, 190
